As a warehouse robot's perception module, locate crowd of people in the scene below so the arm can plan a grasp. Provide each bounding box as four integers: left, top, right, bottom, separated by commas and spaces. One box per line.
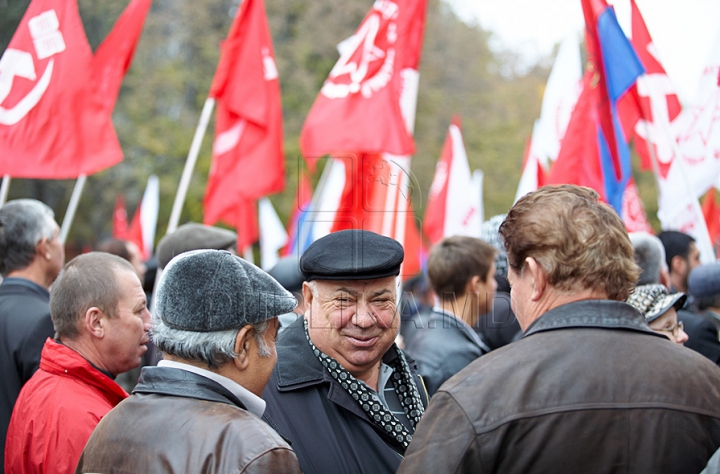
2, 185, 720, 473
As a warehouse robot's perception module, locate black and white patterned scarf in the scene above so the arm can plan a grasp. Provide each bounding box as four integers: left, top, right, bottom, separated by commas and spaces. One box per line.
303, 318, 424, 449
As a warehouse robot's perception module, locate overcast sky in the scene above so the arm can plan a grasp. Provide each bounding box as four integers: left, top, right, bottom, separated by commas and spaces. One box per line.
447, 0, 720, 105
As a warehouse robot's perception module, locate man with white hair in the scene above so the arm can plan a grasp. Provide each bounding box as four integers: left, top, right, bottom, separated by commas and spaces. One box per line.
76, 250, 302, 473
0, 199, 64, 467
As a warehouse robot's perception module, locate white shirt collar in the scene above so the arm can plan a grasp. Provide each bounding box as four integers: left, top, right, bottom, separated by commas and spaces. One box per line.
157, 360, 266, 417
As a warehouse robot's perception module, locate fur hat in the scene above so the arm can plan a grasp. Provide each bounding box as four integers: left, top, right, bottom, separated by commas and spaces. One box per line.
156, 249, 297, 331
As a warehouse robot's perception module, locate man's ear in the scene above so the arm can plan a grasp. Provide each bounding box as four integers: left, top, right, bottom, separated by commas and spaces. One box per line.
233, 325, 254, 372
466, 275, 482, 296
84, 307, 105, 338
36, 237, 51, 261
526, 257, 546, 301
302, 282, 314, 311
670, 255, 687, 277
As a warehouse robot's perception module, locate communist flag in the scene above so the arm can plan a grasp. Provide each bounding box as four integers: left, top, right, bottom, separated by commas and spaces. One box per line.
0, 0, 151, 178
299, 0, 427, 167
203, 0, 284, 228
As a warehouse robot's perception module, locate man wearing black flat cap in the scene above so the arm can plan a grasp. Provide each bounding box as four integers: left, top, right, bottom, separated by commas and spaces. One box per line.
262, 229, 429, 474
76, 250, 302, 474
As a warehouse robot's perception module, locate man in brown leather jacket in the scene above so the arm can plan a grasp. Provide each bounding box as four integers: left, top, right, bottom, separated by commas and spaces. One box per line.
76, 250, 302, 474
399, 185, 720, 474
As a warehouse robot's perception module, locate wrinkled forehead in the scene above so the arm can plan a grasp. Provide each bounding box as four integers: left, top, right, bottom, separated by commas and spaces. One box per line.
314, 276, 398, 297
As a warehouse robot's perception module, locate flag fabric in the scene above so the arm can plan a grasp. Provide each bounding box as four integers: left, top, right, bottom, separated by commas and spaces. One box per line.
423, 119, 482, 244
283, 172, 313, 257
328, 154, 423, 279
0, 0, 151, 178
112, 195, 129, 240
299, 0, 428, 166
621, 0, 715, 261
127, 174, 159, 260
625, 0, 682, 175
203, 0, 284, 226
516, 35, 581, 202
621, 177, 652, 233
580, 0, 644, 213
702, 188, 720, 251
258, 197, 288, 270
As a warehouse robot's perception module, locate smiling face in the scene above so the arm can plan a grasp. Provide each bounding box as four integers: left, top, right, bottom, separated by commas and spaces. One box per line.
304, 277, 399, 383
102, 269, 151, 375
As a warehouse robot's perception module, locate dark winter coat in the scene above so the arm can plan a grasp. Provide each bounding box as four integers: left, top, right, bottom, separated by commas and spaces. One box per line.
263, 317, 428, 474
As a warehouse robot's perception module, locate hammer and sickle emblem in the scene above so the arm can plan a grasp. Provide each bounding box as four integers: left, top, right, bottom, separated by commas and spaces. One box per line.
0, 9, 65, 126
0, 49, 54, 126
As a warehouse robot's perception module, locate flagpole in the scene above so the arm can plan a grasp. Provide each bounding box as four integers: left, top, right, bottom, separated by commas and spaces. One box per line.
167, 97, 216, 235
59, 174, 87, 244
0, 175, 10, 206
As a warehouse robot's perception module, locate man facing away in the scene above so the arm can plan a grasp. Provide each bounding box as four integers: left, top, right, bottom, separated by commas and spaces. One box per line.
0, 199, 65, 467
263, 230, 428, 474
399, 185, 720, 474
76, 250, 302, 474
404, 236, 495, 396
5, 252, 149, 473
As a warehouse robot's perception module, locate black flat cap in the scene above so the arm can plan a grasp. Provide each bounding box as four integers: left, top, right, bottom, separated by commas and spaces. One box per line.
300, 229, 403, 281
156, 249, 297, 332
156, 222, 237, 269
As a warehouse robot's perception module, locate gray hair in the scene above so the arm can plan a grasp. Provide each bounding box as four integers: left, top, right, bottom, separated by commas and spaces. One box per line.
629, 232, 667, 285
51, 252, 137, 338
0, 199, 57, 276
151, 314, 273, 369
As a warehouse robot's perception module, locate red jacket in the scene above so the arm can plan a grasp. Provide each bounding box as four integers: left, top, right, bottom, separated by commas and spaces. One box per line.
4, 338, 128, 474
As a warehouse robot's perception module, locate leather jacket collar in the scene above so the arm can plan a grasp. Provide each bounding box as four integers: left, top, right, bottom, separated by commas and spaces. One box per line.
134, 366, 247, 410
524, 299, 665, 339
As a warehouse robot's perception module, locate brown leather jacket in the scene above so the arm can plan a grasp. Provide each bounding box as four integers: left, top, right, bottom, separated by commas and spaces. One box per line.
76, 366, 301, 474
399, 300, 720, 474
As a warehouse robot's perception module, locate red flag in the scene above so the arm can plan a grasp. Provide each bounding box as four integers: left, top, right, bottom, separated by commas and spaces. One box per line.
203, 0, 284, 226
0, 0, 151, 178
625, 0, 682, 175
127, 199, 144, 258
423, 118, 481, 244
299, 0, 428, 167
702, 188, 720, 247
547, 73, 605, 193
330, 153, 421, 279
113, 195, 128, 240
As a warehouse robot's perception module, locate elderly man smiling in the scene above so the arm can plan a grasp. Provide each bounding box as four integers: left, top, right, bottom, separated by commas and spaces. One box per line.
263, 230, 428, 474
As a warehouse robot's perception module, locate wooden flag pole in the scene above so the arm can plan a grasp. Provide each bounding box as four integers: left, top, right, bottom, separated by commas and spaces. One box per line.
59, 174, 87, 244
166, 97, 216, 235
0, 175, 11, 206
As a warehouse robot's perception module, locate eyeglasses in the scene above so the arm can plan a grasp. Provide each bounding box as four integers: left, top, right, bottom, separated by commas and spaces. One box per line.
656, 321, 684, 338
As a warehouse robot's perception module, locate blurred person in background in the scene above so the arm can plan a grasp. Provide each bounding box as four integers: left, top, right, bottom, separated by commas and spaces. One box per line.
0, 199, 64, 468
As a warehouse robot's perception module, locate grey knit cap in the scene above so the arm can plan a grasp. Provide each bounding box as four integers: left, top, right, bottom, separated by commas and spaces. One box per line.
156, 249, 297, 331
480, 214, 508, 279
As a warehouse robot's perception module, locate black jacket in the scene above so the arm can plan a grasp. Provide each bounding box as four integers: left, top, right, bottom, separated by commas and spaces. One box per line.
399, 300, 720, 474
0, 277, 54, 468
77, 367, 301, 474
262, 317, 428, 474
404, 308, 489, 396
680, 309, 720, 366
